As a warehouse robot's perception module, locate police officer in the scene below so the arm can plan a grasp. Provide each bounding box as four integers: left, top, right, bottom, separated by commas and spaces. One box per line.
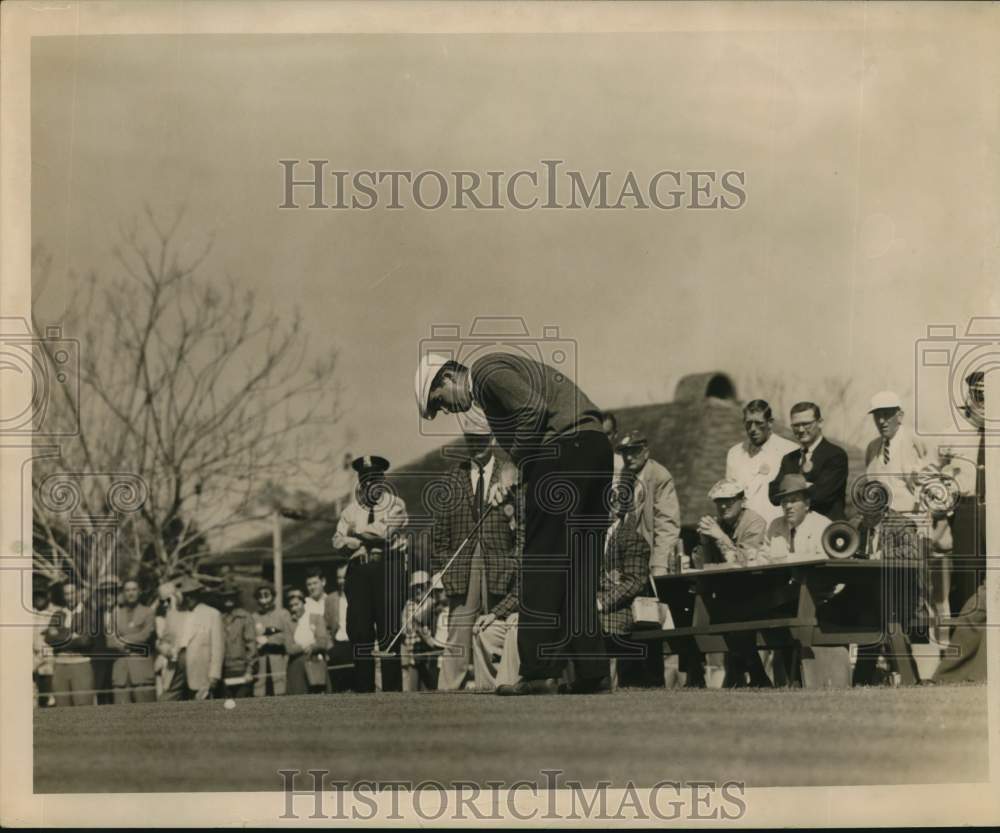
332, 455, 409, 692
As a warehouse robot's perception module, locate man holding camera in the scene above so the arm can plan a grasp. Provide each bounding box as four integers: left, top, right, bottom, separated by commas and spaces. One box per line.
415, 350, 613, 695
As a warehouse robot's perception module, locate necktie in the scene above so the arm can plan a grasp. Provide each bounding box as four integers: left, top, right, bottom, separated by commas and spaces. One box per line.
882, 438, 891, 465
474, 463, 485, 522
799, 450, 811, 473
789, 526, 796, 554
367, 506, 375, 525
976, 428, 985, 505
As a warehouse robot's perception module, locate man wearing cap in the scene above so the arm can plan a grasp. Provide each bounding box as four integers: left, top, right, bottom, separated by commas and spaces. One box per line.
769, 402, 849, 521
416, 350, 613, 694
332, 455, 409, 692
105, 579, 157, 704
400, 571, 443, 691
219, 583, 257, 699
695, 479, 768, 567
252, 582, 293, 696
934, 370, 989, 684
432, 428, 519, 691
763, 474, 833, 562
159, 575, 224, 701
864, 391, 932, 514
616, 431, 681, 578
726, 399, 798, 523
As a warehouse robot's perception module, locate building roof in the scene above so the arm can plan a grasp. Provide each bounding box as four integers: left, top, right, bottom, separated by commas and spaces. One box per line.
202, 371, 865, 568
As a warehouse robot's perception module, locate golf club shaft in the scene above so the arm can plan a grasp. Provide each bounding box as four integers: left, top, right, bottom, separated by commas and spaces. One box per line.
384, 501, 500, 654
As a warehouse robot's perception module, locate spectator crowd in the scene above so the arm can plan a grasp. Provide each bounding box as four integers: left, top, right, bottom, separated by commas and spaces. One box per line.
32, 371, 989, 706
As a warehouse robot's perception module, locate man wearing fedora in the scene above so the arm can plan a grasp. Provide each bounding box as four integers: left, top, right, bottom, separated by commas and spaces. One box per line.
159, 575, 224, 701
415, 350, 613, 695
763, 473, 832, 562
769, 402, 849, 521
332, 454, 409, 692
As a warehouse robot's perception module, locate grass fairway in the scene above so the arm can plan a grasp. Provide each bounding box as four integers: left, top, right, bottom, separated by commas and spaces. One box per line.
35, 685, 987, 793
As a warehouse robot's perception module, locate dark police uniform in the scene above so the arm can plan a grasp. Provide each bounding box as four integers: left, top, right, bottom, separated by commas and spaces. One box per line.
332, 456, 409, 692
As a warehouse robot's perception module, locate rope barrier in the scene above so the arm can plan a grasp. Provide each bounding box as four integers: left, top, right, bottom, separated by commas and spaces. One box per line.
33, 653, 448, 701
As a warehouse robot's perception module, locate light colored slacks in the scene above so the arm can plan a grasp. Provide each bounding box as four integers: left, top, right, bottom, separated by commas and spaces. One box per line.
472, 613, 520, 691
438, 552, 488, 691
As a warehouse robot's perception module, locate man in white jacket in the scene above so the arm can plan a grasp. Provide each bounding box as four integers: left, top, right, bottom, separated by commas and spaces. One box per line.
159, 575, 224, 701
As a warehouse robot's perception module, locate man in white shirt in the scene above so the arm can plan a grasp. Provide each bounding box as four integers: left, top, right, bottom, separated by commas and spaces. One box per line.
332, 454, 409, 692
323, 564, 353, 691
863, 390, 932, 514
763, 474, 832, 562
304, 568, 328, 618
726, 399, 798, 523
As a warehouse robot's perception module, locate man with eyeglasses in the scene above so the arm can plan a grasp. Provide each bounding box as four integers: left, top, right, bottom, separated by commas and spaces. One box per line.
769, 401, 849, 521
726, 399, 798, 523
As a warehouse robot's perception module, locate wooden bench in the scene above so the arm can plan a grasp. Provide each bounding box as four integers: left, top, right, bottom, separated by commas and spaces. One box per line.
629, 558, 928, 686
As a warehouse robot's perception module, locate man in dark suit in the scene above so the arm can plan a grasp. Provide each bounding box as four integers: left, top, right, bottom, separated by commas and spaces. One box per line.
769, 401, 849, 520
432, 427, 518, 690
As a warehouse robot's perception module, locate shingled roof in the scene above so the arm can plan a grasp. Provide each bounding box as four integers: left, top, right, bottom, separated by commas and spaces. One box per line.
202, 371, 865, 571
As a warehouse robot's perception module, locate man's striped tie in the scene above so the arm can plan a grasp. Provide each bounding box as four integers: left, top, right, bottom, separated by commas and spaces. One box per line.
882, 438, 891, 465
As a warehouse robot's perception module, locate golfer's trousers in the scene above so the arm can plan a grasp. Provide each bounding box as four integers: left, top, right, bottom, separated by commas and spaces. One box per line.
346, 553, 406, 692
517, 431, 613, 682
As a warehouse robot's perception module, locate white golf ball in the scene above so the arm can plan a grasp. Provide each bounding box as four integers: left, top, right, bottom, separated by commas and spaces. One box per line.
224, 698, 236, 710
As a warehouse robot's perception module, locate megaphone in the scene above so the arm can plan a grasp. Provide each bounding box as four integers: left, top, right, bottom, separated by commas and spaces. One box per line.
822, 521, 860, 559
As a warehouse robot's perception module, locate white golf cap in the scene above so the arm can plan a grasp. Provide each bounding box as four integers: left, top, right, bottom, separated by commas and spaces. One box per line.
410, 570, 430, 587
868, 390, 902, 413
414, 352, 452, 420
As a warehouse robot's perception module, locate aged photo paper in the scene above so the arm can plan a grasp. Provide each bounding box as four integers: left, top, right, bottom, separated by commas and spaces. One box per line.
1, 0, 998, 828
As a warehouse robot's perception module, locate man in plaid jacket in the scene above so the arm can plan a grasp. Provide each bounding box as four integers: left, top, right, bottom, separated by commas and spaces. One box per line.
432, 428, 519, 690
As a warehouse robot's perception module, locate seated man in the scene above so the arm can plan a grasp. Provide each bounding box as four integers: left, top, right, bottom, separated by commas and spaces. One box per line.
694, 478, 768, 567
694, 479, 771, 687
764, 474, 850, 686
763, 474, 832, 562
596, 500, 654, 691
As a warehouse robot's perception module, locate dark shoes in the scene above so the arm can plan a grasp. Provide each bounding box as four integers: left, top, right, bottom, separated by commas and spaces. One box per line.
496, 678, 559, 696
558, 676, 613, 695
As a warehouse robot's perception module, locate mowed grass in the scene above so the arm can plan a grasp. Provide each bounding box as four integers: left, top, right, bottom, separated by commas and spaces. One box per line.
35, 685, 987, 793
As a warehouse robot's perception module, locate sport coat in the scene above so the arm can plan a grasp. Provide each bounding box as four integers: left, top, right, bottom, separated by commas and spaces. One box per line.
599, 511, 652, 636
162, 603, 224, 691
769, 437, 849, 520
106, 602, 156, 686
630, 459, 681, 572
432, 457, 518, 599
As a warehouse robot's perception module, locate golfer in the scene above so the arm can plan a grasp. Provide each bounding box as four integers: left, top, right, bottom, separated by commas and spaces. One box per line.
415, 350, 613, 694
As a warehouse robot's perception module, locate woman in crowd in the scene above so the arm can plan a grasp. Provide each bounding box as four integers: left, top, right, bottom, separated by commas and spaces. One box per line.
285, 589, 332, 695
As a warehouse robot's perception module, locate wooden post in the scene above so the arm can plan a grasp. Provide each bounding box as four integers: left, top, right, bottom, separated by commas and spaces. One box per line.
272, 509, 284, 610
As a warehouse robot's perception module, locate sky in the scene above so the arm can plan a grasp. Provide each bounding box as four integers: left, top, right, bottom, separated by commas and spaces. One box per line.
30, 25, 998, 499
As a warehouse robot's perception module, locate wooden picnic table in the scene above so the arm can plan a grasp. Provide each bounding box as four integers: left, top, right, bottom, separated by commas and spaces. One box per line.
630, 558, 928, 686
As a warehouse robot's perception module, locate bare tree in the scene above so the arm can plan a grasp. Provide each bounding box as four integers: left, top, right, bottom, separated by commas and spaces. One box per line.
32, 207, 342, 584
